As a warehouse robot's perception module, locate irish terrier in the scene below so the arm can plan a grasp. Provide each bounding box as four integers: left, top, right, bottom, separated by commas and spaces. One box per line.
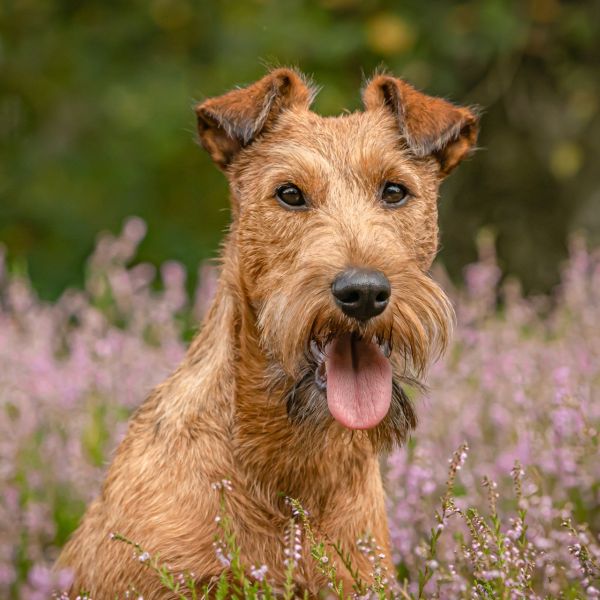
57, 68, 478, 597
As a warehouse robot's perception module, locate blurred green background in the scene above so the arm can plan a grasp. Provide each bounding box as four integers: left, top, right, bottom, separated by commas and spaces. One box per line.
1, 0, 599, 298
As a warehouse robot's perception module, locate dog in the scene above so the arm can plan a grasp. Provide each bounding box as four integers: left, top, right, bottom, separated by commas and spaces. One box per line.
57, 68, 478, 597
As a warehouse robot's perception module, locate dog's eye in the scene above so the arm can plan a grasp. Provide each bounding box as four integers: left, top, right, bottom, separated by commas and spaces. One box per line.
381, 182, 410, 207
275, 184, 306, 209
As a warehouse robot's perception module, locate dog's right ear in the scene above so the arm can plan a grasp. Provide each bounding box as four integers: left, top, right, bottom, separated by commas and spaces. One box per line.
195, 68, 316, 170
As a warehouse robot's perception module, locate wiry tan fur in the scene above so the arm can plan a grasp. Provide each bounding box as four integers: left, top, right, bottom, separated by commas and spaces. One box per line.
57, 68, 478, 598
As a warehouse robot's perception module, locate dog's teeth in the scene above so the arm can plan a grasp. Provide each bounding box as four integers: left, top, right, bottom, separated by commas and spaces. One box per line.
310, 339, 324, 360
370, 336, 391, 358
315, 361, 327, 391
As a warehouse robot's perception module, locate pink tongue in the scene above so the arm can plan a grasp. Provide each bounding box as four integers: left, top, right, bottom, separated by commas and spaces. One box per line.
325, 334, 392, 430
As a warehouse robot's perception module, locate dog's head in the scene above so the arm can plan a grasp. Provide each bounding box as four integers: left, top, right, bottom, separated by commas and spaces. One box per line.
196, 68, 478, 450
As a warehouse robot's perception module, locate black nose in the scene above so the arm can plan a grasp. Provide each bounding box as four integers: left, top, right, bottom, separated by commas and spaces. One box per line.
331, 268, 391, 321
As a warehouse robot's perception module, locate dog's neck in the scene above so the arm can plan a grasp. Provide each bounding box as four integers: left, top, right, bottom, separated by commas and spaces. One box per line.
238, 307, 379, 496
185, 251, 382, 516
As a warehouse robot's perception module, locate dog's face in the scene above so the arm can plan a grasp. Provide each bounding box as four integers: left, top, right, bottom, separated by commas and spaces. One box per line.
196, 69, 478, 449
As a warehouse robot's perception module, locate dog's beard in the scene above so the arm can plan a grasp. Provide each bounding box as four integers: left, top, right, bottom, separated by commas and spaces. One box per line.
258, 265, 453, 451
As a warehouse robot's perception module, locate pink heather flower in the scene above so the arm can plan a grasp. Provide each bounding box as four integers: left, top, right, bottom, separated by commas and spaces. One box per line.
213, 541, 231, 568
122, 216, 147, 244
249, 564, 268, 581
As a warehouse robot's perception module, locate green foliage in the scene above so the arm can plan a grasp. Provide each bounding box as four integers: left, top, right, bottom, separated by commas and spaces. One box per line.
110, 533, 199, 600
1, 1, 599, 297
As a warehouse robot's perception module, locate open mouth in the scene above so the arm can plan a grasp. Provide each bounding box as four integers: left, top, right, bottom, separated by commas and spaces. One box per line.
310, 334, 392, 430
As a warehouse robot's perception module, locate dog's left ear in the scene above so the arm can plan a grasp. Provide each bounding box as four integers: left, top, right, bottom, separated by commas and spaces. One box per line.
196, 68, 316, 170
362, 75, 479, 177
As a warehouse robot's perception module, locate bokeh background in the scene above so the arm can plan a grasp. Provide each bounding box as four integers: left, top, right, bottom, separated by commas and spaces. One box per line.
2, 2, 600, 596
2, 0, 599, 298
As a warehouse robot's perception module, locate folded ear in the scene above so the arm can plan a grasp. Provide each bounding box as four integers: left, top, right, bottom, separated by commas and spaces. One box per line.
362, 75, 479, 177
195, 68, 316, 170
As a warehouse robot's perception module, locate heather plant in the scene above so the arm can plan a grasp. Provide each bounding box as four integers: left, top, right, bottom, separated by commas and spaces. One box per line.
385, 232, 600, 598
0, 220, 599, 598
